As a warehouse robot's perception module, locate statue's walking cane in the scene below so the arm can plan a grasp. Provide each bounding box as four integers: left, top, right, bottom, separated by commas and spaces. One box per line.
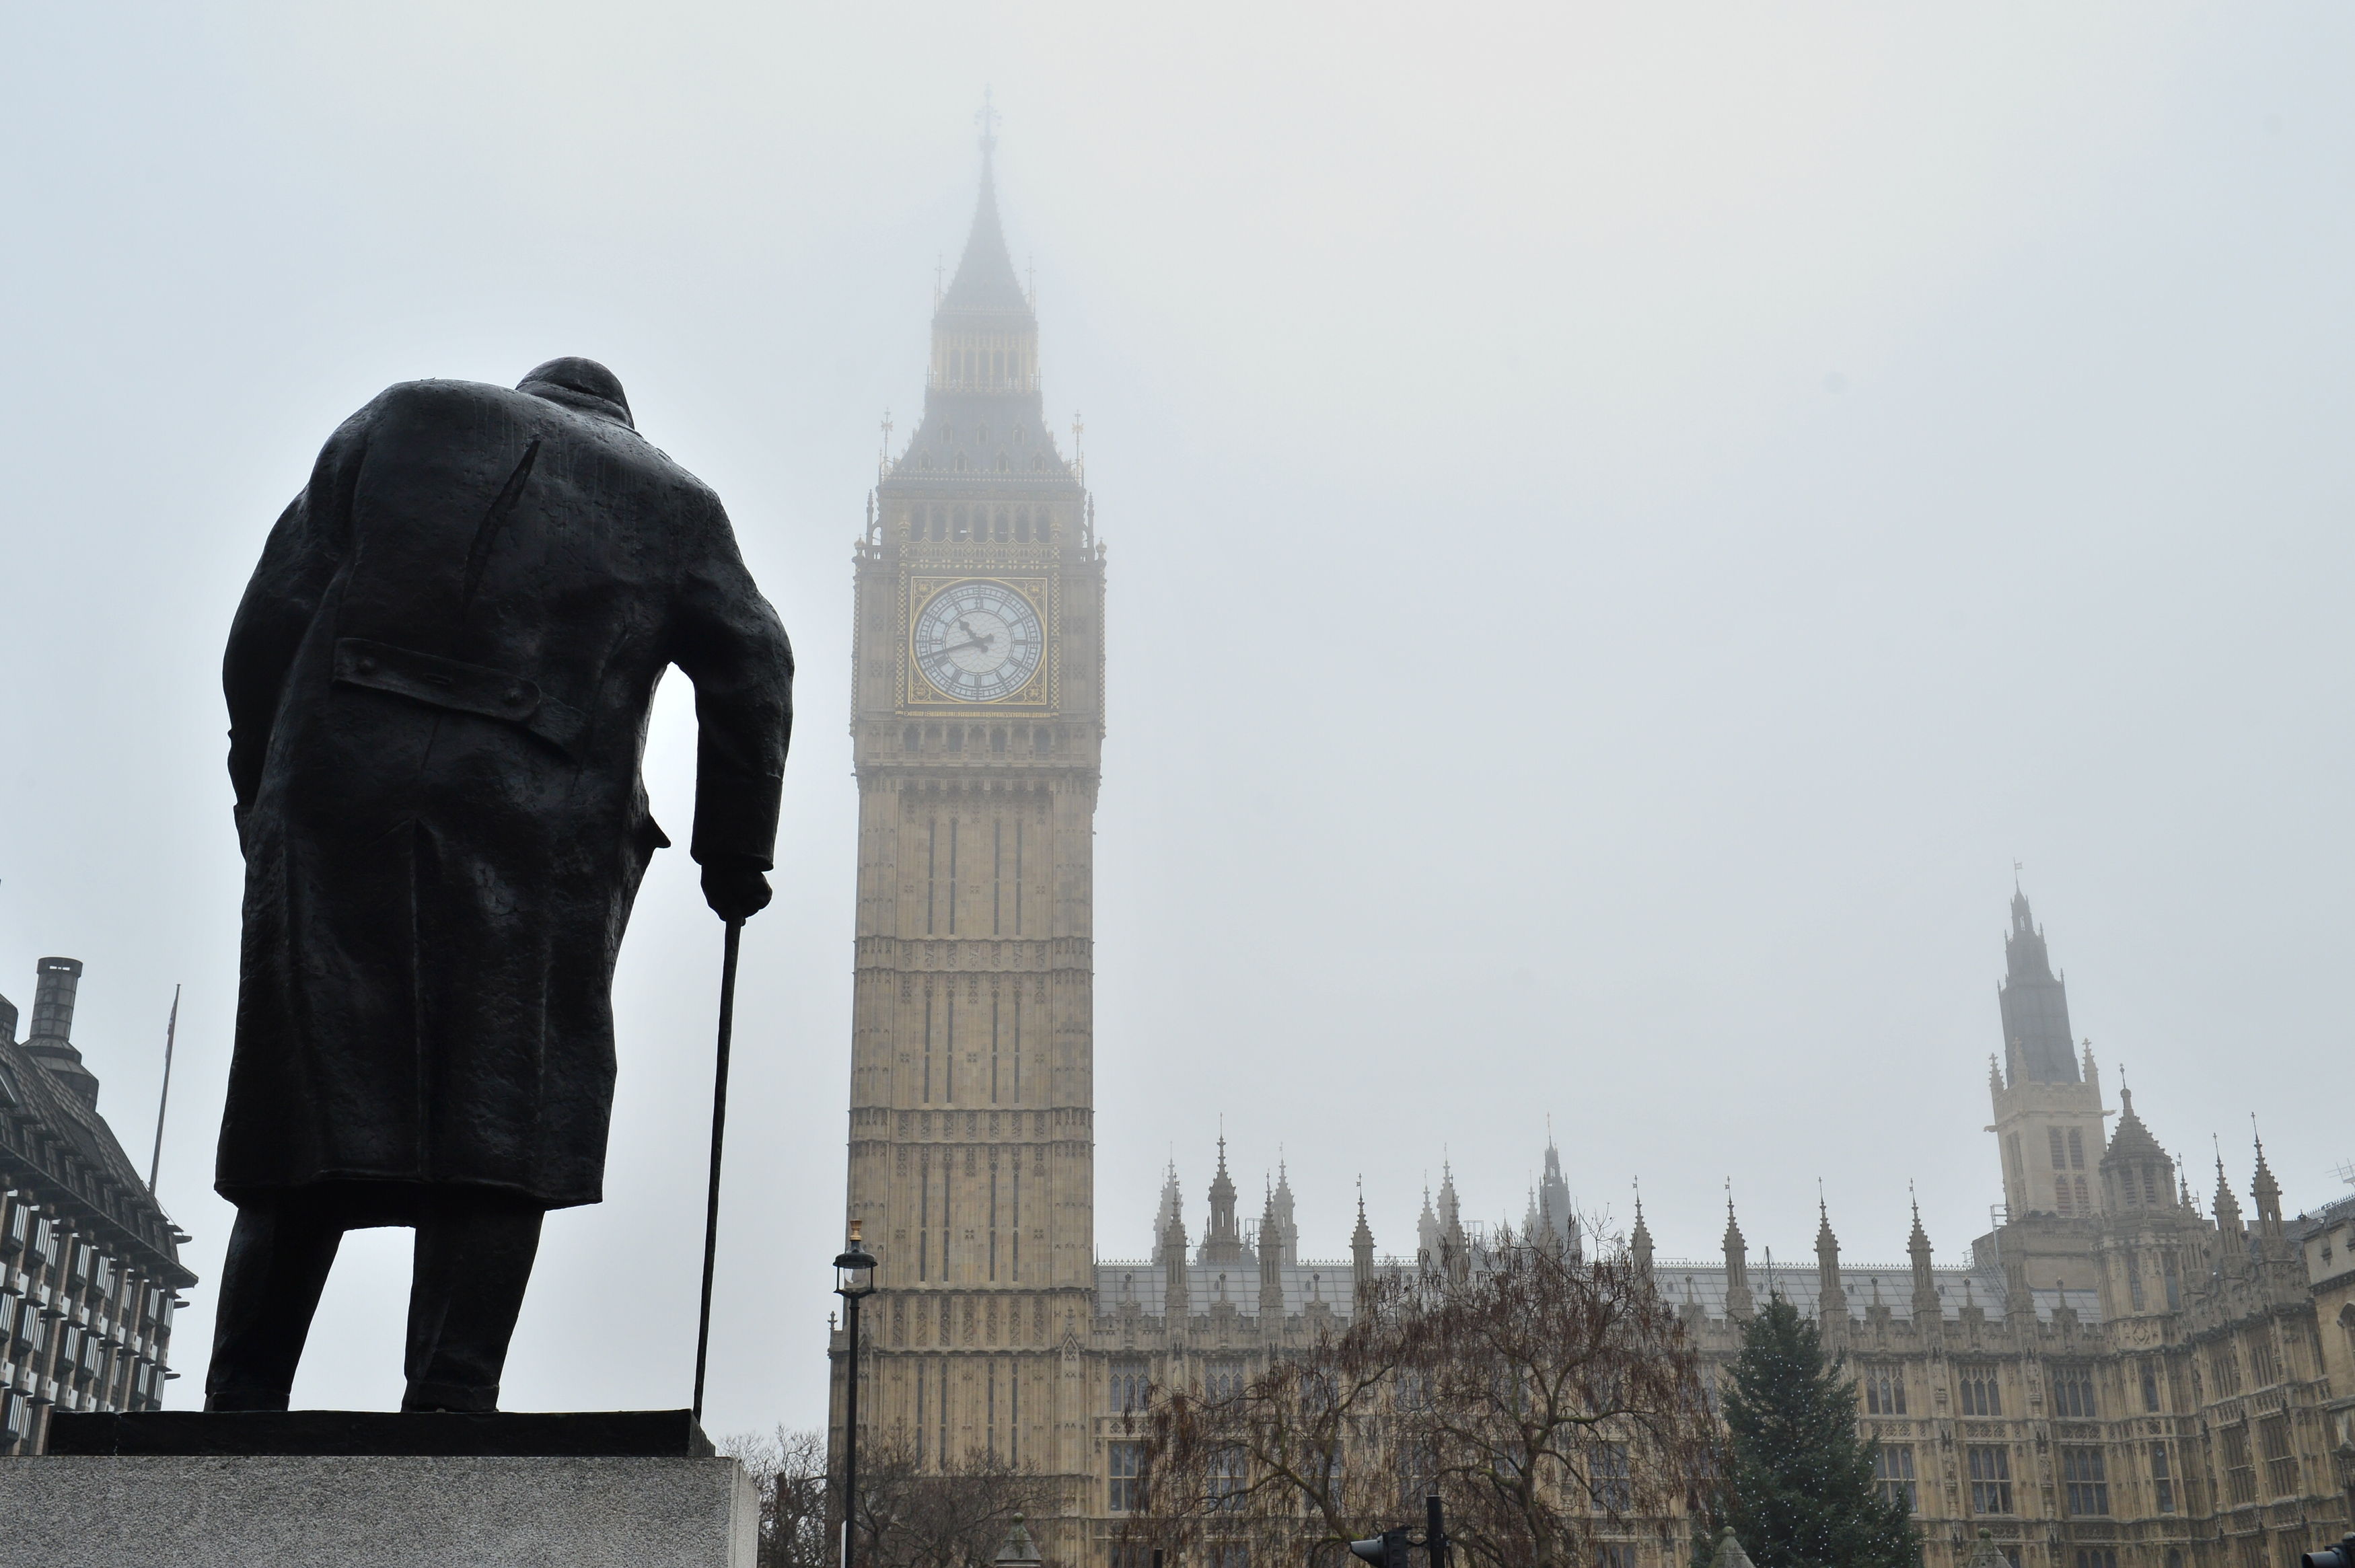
692, 917, 744, 1425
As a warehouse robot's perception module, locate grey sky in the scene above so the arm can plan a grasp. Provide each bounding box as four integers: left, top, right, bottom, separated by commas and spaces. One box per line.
3, 4, 2350, 1437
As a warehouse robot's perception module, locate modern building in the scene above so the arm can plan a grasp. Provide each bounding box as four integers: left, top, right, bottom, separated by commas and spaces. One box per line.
830, 126, 2355, 1568
0, 957, 195, 1454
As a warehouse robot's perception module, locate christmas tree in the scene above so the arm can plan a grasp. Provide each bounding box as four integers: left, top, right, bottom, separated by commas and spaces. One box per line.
1719, 1296, 1919, 1568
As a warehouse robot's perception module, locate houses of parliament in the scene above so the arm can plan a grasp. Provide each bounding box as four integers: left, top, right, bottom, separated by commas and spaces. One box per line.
830, 128, 2355, 1568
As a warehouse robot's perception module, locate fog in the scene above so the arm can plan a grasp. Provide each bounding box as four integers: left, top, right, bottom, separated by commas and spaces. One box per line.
3, 4, 2351, 1436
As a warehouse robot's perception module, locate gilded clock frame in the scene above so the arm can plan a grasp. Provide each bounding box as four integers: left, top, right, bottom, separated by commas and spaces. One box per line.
897, 572, 1058, 714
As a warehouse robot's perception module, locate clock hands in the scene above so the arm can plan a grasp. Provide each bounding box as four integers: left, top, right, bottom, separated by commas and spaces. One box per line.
920, 630, 998, 664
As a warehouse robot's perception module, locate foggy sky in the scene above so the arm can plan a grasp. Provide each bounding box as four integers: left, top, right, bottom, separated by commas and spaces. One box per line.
3, 4, 2352, 1438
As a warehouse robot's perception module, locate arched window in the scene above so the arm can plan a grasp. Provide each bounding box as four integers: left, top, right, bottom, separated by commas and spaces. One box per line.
1031, 453, 1046, 470
994, 509, 1010, 542
991, 728, 1007, 754
946, 728, 963, 753
1015, 509, 1031, 542
954, 453, 968, 473
2075, 1176, 2091, 1214
2057, 1181, 2075, 1217
903, 726, 920, 751
2339, 1302, 2355, 1368
933, 511, 948, 542
952, 507, 970, 542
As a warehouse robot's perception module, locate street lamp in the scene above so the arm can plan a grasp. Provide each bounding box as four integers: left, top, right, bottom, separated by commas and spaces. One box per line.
834, 1221, 879, 1568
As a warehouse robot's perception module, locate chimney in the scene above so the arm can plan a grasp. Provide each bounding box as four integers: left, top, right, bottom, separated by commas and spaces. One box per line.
24, 957, 100, 1108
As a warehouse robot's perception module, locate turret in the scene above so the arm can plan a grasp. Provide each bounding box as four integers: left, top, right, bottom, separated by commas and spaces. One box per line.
1815, 1199, 1847, 1327
1350, 1186, 1376, 1304
1258, 1181, 1284, 1317
2249, 1129, 2283, 1242
1200, 1136, 1247, 1265
1908, 1195, 1940, 1321
1271, 1162, 1298, 1265
1629, 1186, 1653, 1278
1415, 1186, 1440, 1269
1163, 1208, 1191, 1322
1150, 1161, 1183, 1265
1723, 1193, 1754, 1320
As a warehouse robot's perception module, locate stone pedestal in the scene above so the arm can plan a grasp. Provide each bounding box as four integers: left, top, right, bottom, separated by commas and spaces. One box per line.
4, 1411, 758, 1568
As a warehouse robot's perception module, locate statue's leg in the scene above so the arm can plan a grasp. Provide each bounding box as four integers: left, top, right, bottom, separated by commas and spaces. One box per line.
203, 1194, 346, 1411
400, 1195, 545, 1413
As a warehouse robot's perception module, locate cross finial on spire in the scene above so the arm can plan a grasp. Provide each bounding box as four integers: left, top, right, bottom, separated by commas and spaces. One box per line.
976, 88, 1001, 158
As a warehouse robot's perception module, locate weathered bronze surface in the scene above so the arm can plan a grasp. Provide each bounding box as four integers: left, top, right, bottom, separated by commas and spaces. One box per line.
206, 359, 792, 1412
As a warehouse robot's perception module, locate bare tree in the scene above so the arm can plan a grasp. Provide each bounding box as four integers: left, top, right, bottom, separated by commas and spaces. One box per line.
849, 1436, 1052, 1568
721, 1426, 835, 1568
1134, 1228, 1715, 1568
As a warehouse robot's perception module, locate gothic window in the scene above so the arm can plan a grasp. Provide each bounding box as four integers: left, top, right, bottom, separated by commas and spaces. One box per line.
2074, 1176, 2089, 1212
2056, 1180, 2075, 1217
903, 726, 920, 751
2220, 1424, 2256, 1506
2141, 1364, 2161, 1411
2259, 1413, 2297, 1497
1592, 1442, 1632, 1512
1205, 1361, 1247, 1401
1874, 1445, 1918, 1512
2142, 1165, 2161, 1205
2340, 1303, 2355, 1369
2068, 1128, 2086, 1168
994, 453, 1010, 472
2060, 1447, 2109, 1515
1015, 509, 1031, 542
994, 509, 1010, 541
2150, 1442, 2175, 1514
2050, 1129, 2068, 1170
1032, 727, 1048, 753
953, 506, 971, 542
1967, 1445, 2014, 1513
1864, 1366, 1907, 1415
2051, 1364, 2097, 1417
954, 453, 968, 472
1959, 1368, 2002, 1416
1109, 1441, 1143, 1511
946, 726, 963, 753
2247, 1333, 2280, 1388
1110, 1359, 1149, 1415
2210, 1344, 2242, 1396
1031, 452, 1047, 470
1599, 1545, 1638, 1568
1208, 1447, 1247, 1511
2074, 1553, 2117, 1568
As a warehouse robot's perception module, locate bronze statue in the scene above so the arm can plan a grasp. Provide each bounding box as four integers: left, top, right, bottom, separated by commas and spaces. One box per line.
207, 359, 792, 1413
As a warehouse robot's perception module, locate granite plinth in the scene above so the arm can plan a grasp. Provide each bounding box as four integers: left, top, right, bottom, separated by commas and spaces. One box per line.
49, 1407, 715, 1456
0, 1450, 758, 1568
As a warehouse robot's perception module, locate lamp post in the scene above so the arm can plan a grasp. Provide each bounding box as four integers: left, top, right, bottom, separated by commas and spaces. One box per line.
834, 1221, 879, 1568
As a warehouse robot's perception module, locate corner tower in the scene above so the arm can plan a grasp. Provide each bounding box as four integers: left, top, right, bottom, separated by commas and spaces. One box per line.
1987, 888, 2108, 1218
838, 113, 1105, 1513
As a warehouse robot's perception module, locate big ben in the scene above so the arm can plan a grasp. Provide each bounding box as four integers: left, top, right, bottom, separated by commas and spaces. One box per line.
834, 112, 1105, 1538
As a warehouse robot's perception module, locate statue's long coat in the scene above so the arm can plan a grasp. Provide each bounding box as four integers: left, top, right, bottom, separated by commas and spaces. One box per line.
217, 378, 791, 1209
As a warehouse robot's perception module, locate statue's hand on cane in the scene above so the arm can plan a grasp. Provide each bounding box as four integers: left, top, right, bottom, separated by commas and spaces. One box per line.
700, 860, 772, 922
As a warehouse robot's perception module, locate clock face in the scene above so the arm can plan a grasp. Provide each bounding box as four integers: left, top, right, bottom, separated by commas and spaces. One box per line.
912, 580, 1045, 703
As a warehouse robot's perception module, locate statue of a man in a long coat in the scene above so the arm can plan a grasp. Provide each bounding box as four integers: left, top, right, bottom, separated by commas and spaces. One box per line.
206, 358, 792, 1413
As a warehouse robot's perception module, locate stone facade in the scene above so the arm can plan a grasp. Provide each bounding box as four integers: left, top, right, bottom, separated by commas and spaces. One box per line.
832, 134, 2355, 1568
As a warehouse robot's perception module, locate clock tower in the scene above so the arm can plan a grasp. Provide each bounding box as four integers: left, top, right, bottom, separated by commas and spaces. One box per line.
835, 113, 1105, 1532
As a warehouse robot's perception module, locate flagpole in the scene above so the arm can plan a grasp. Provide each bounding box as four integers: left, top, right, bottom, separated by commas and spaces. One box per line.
147, 984, 180, 1193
